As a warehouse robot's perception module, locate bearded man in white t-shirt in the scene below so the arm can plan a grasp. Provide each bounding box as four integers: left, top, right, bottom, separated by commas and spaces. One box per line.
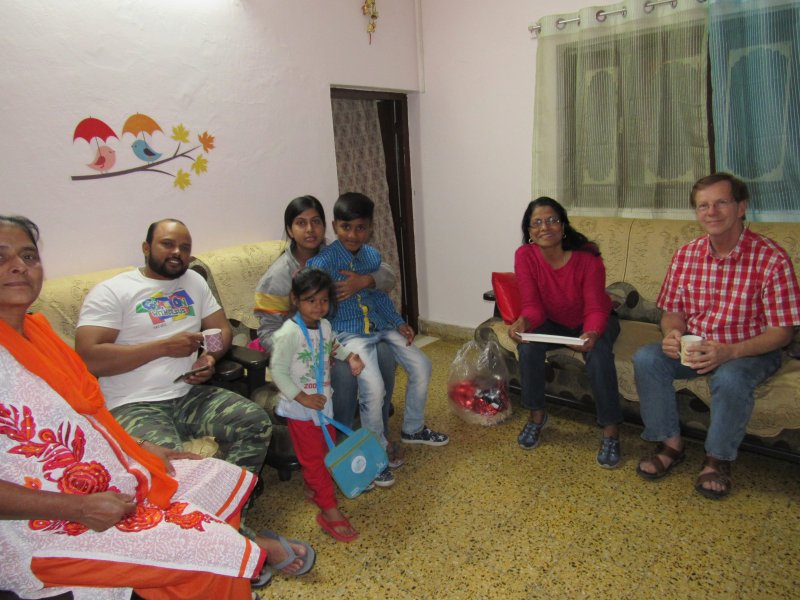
76, 219, 271, 474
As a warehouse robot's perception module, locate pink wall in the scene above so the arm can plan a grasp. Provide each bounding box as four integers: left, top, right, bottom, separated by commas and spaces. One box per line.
413, 0, 595, 328
1, 0, 420, 277
4, 0, 597, 330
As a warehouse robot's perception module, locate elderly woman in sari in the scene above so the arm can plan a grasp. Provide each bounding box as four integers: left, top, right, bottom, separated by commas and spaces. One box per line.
0, 216, 314, 600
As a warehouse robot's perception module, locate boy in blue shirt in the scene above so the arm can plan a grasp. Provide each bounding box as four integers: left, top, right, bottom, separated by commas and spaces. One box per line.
308, 192, 448, 486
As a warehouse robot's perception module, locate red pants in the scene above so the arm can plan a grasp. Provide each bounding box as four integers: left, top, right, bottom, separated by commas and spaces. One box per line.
287, 418, 337, 511
31, 513, 253, 600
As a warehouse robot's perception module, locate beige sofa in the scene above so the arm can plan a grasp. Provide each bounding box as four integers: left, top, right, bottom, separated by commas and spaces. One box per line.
475, 217, 800, 459
30, 240, 294, 470
32, 240, 287, 347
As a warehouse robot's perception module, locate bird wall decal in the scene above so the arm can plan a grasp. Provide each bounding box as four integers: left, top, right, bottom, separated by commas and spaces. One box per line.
131, 139, 162, 162
86, 145, 117, 173
71, 114, 216, 190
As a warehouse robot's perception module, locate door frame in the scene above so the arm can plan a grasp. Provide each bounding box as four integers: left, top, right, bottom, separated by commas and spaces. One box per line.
330, 87, 419, 331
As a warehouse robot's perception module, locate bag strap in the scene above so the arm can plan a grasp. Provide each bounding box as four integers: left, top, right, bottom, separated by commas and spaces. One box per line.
316, 410, 356, 437
293, 313, 324, 393
293, 314, 354, 448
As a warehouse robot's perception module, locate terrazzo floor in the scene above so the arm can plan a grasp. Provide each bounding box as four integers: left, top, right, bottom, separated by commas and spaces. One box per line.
249, 340, 800, 600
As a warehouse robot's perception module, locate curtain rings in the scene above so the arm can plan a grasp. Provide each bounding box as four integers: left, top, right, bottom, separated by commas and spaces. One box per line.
555, 16, 581, 30
644, 0, 678, 14
596, 8, 627, 23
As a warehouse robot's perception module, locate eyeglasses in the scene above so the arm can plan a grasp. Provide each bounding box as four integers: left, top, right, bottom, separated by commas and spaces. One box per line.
695, 199, 737, 213
529, 216, 561, 229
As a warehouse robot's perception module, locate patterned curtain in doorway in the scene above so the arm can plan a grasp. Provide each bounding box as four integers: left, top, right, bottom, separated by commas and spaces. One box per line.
331, 98, 402, 310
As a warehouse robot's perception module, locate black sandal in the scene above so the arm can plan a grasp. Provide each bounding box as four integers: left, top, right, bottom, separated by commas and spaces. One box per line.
636, 442, 685, 481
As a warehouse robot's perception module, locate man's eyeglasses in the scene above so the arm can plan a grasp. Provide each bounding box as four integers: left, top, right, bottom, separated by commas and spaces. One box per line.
695, 199, 737, 213
529, 216, 561, 229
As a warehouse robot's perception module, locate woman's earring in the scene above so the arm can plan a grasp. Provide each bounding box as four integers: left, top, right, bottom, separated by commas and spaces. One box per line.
528, 237, 534, 244
563, 233, 566, 239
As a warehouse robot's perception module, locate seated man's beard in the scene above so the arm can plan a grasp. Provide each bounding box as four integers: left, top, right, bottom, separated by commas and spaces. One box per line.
149, 255, 188, 279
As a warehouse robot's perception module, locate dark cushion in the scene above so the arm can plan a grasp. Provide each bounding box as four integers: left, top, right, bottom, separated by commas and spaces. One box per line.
604, 281, 663, 324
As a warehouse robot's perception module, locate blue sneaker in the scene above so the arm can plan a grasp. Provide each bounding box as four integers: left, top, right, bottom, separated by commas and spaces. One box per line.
401, 426, 449, 446
517, 414, 548, 450
597, 436, 621, 469
374, 468, 395, 488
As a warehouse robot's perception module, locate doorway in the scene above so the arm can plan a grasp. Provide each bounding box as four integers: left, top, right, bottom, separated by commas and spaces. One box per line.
330, 88, 418, 331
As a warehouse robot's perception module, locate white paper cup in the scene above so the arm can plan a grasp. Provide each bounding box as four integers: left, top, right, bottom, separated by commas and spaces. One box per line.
202, 328, 224, 353
680, 335, 703, 366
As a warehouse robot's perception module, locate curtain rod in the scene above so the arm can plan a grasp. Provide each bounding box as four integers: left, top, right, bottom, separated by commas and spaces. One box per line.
528, 0, 707, 38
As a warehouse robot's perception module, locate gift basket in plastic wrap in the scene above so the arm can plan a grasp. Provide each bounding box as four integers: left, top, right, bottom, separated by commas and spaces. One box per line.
447, 340, 512, 426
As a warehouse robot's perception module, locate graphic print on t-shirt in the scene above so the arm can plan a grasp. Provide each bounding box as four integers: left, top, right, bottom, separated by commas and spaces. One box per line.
135, 289, 196, 325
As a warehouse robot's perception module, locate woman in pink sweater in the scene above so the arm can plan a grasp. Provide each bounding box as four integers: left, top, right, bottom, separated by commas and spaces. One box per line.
507, 197, 623, 468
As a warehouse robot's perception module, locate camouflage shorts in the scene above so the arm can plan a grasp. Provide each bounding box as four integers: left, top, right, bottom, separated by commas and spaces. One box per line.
111, 385, 272, 474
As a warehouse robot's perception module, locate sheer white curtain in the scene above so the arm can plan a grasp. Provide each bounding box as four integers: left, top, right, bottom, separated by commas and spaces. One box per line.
532, 1, 709, 217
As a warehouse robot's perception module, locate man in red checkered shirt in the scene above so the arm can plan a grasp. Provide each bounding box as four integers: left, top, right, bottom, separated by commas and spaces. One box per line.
633, 172, 800, 499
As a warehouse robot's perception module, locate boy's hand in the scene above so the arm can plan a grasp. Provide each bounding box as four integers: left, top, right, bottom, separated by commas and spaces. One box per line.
347, 353, 365, 376
295, 392, 327, 410
398, 324, 415, 346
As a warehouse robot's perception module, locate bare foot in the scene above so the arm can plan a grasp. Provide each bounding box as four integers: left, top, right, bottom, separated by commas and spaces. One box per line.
321, 507, 358, 539
254, 536, 307, 575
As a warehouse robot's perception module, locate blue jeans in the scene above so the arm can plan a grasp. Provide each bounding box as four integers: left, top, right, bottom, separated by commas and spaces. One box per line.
331, 340, 396, 435
337, 329, 432, 447
518, 315, 623, 427
633, 343, 783, 461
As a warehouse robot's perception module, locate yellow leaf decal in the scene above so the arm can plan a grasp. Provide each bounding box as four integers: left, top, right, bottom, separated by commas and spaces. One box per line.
198, 131, 215, 152
174, 169, 191, 190
172, 124, 190, 143
191, 154, 208, 175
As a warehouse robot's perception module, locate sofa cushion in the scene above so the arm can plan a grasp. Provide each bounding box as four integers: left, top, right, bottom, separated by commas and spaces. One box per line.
193, 241, 288, 331
491, 272, 521, 324
31, 266, 134, 346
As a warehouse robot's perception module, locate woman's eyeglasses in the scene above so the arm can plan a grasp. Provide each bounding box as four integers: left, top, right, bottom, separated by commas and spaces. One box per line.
529, 216, 561, 229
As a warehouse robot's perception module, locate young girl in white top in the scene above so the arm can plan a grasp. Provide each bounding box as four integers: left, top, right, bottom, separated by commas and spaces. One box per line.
270, 267, 364, 542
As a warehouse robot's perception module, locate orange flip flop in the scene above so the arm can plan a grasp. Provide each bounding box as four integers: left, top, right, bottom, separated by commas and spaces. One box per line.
316, 512, 359, 542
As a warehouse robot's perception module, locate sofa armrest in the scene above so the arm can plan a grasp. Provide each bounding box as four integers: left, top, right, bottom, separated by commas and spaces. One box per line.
218, 345, 269, 396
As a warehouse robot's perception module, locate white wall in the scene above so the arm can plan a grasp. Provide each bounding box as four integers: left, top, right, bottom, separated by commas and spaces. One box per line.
1, 0, 420, 276
414, 0, 590, 329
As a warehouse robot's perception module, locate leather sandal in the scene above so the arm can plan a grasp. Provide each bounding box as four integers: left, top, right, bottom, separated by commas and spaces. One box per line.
694, 456, 732, 500
636, 442, 685, 481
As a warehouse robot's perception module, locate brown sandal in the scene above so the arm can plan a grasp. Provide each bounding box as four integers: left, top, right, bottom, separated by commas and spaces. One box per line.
636, 442, 685, 481
694, 456, 732, 499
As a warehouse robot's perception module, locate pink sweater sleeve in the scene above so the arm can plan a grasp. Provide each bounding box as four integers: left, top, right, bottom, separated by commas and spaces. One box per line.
514, 245, 547, 330
580, 254, 611, 335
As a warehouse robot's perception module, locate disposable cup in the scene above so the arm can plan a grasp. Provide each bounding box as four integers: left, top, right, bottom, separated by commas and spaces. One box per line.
680, 335, 703, 366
